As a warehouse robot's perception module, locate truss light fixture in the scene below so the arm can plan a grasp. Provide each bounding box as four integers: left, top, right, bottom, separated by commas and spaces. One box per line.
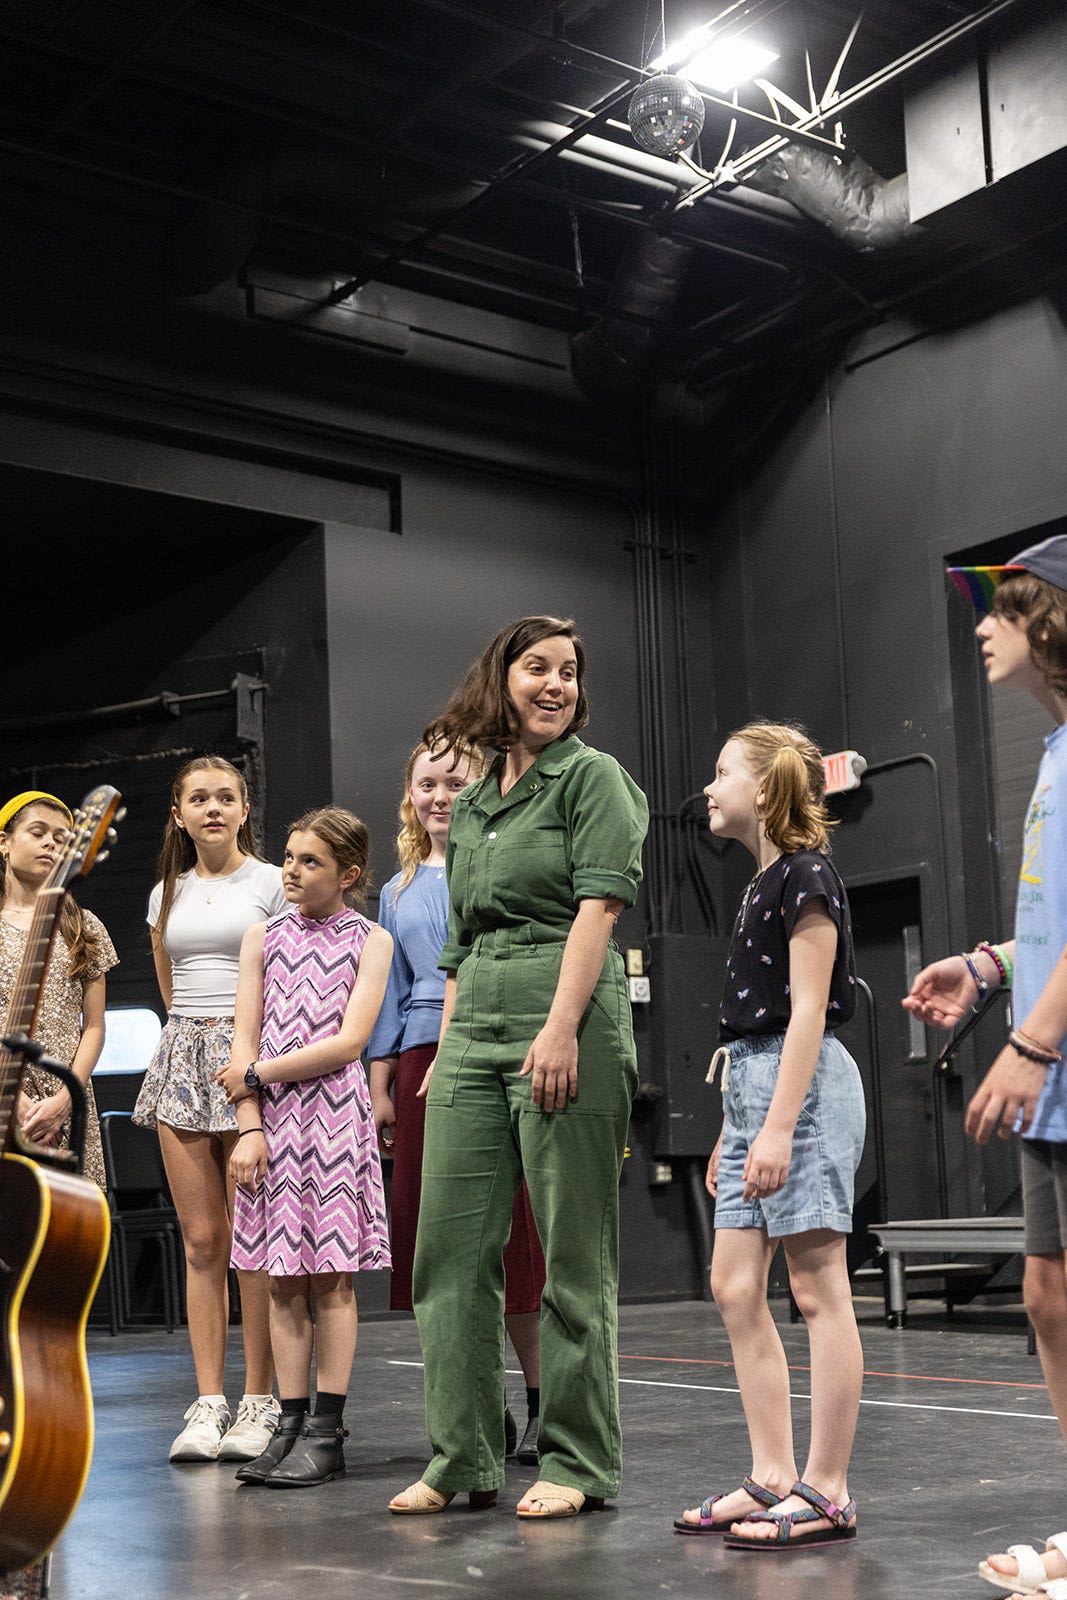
652, 26, 780, 92
683, 37, 779, 91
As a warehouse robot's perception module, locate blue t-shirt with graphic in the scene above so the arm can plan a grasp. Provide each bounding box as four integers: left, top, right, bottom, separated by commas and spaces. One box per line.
1015, 720, 1067, 1142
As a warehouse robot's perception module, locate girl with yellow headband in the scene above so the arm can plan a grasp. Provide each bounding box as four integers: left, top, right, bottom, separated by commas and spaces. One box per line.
0, 790, 118, 1188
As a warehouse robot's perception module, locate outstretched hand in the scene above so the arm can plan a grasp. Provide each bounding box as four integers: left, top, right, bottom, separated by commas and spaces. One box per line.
902, 955, 976, 1030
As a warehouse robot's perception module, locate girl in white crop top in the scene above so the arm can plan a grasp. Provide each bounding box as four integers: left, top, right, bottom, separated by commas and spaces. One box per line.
134, 756, 287, 1466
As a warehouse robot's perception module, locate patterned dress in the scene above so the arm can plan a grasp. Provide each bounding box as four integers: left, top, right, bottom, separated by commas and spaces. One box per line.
231, 907, 391, 1276
0, 909, 118, 1190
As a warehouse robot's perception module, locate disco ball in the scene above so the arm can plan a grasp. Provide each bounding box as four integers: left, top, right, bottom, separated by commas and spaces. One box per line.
627, 74, 706, 156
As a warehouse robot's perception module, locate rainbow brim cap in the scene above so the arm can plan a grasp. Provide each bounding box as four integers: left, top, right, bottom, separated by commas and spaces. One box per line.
946, 565, 1026, 613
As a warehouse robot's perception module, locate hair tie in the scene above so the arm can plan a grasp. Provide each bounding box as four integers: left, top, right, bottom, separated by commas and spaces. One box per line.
0, 790, 74, 834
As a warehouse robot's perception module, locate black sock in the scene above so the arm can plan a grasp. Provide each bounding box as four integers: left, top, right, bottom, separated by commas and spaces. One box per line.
313, 1390, 346, 1422
280, 1397, 309, 1417
525, 1386, 540, 1419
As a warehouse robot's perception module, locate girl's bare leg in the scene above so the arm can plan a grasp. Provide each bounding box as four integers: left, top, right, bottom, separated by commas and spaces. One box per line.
730, 1229, 861, 1542
308, 1272, 357, 1396
679, 1227, 796, 1527
158, 1125, 232, 1394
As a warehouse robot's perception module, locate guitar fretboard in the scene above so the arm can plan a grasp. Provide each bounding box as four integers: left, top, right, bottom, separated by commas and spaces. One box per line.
0, 887, 67, 1153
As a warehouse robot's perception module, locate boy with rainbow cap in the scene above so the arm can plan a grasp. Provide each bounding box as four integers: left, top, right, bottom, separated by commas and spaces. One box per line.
907, 533, 1067, 1600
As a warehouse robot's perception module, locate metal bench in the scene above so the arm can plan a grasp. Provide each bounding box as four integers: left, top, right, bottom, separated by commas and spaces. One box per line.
868, 1217, 1031, 1347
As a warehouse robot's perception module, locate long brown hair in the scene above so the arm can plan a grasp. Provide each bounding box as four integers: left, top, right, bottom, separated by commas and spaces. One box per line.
730, 721, 836, 855
0, 798, 101, 982
154, 756, 263, 939
424, 616, 589, 754
994, 572, 1067, 697
393, 739, 484, 898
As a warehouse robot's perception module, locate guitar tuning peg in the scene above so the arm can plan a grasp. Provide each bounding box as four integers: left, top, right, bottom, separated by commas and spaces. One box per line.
106, 828, 118, 843
96, 850, 110, 863
115, 807, 128, 823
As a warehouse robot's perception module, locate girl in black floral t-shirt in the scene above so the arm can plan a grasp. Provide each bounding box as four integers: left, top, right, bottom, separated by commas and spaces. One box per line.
675, 723, 865, 1552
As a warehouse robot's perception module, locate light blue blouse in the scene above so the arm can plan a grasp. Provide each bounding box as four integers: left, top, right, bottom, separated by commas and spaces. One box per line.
365, 863, 449, 1059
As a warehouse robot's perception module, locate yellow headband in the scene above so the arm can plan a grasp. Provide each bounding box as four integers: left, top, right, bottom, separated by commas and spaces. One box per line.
0, 790, 74, 835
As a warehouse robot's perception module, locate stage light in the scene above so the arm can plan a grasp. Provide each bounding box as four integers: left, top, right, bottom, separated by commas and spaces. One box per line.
651, 27, 780, 91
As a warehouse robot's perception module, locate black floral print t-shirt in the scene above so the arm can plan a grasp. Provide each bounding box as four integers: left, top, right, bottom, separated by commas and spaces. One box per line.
718, 849, 857, 1043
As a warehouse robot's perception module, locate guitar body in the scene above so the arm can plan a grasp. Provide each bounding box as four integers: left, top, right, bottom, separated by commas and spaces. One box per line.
0, 1153, 110, 1573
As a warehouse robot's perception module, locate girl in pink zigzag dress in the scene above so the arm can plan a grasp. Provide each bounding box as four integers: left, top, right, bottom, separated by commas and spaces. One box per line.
217, 807, 393, 1489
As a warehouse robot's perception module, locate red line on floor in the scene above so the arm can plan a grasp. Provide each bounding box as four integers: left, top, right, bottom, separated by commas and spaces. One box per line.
618, 1352, 1048, 1390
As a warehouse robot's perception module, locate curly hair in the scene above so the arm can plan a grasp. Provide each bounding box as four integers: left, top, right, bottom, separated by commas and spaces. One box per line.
424, 616, 589, 754
393, 740, 484, 899
729, 721, 836, 855
993, 572, 1067, 697
0, 797, 102, 981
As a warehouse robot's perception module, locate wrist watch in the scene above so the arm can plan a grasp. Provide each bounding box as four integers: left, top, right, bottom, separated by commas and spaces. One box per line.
244, 1063, 263, 1091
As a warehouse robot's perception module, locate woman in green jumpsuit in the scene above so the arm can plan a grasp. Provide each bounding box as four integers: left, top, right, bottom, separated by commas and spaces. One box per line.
389, 616, 648, 1519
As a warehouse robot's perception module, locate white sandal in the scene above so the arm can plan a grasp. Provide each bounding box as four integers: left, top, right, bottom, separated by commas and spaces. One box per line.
980, 1533, 1067, 1595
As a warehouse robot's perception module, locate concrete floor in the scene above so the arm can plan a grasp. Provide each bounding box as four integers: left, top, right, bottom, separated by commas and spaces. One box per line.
49, 1295, 1061, 1599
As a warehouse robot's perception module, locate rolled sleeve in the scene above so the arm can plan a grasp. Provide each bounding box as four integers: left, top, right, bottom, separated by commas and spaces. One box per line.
565, 752, 648, 909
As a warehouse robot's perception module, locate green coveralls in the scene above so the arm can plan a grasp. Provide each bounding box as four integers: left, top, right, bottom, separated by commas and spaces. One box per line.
412, 735, 648, 1499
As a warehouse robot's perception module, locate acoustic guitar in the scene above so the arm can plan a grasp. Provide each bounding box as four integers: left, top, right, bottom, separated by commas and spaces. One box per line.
0, 785, 122, 1575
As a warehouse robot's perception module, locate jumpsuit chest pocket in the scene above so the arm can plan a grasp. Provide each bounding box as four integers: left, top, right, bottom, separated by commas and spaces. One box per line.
490, 825, 568, 901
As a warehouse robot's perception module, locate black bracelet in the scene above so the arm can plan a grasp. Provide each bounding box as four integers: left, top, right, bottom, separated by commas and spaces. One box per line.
1008, 1033, 1058, 1065
236, 1126, 264, 1139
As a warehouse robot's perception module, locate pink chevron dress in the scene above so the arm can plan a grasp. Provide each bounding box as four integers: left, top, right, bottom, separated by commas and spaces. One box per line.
231, 907, 391, 1276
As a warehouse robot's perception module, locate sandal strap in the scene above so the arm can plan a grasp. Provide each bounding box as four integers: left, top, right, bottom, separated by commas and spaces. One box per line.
791, 1480, 855, 1527
741, 1475, 783, 1509
697, 1493, 724, 1519
739, 1505, 825, 1542
1048, 1534, 1067, 1564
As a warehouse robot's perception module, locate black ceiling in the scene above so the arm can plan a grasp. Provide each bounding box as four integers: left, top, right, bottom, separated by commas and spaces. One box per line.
1, 0, 1063, 408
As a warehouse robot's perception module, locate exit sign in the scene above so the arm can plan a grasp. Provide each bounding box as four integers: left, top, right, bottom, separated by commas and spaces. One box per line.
823, 749, 867, 794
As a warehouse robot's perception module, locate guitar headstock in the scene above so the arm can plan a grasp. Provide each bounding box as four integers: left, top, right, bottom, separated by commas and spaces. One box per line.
50, 786, 125, 891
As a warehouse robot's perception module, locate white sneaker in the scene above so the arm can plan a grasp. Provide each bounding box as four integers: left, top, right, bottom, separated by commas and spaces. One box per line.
169, 1398, 231, 1462
216, 1395, 282, 1461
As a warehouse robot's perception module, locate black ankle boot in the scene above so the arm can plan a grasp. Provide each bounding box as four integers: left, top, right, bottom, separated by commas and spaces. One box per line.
504, 1406, 518, 1459
263, 1415, 347, 1488
515, 1412, 539, 1466
235, 1411, 304, 1485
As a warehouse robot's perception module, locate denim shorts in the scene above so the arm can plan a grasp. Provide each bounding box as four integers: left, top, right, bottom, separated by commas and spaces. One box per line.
714, 1031, 866, 1238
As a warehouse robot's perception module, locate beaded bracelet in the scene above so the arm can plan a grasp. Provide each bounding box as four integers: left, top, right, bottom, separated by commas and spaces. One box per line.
977, 941, 1013, 989
961, 951, 989, 1004
1008, 1031, 1060, 1065
1014, 1026, 1062, 1062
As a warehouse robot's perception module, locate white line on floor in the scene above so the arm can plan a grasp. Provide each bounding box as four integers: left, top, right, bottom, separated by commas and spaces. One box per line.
386, 1361, 1056, 1421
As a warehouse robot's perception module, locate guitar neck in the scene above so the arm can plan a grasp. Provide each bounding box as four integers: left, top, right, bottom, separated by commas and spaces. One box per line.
0, 887, 67, 1152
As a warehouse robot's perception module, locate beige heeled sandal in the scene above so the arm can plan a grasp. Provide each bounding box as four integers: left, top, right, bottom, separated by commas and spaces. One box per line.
388, 1480, 497, 1515
516, 1479, 604, 1519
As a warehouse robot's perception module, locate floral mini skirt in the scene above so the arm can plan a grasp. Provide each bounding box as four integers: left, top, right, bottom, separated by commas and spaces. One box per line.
133, 1014, 238, 1135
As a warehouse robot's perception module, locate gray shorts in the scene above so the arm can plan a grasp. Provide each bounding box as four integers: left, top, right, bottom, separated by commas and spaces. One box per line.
1021, 1137, 1067, 1255
714, 1031, 866, 1238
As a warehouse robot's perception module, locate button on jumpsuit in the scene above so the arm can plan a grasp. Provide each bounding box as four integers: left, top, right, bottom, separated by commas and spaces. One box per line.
412, 735, 649, 1499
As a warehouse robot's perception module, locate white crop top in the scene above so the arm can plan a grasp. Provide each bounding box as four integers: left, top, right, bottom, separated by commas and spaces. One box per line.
147, 858, 288, 1016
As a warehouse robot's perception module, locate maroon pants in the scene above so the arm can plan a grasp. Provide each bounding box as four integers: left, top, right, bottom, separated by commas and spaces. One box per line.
388, 1042, 546, 1314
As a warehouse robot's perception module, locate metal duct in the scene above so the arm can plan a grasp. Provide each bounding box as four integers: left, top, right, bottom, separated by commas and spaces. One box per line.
747, 146, 918, 251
